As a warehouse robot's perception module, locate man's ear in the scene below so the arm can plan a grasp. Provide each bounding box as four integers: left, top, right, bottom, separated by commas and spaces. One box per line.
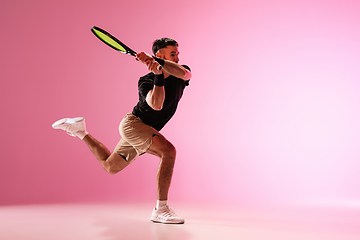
156, 50, 164, 58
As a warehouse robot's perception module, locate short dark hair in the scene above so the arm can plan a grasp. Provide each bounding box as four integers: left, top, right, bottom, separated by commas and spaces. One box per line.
152, 38, 178, 55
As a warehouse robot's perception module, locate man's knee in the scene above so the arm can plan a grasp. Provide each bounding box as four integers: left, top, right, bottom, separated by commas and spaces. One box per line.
150, 135, 176, 159
104, 163, 122, 175
107, 168, 121, 175
103, 154, 129, 175
162, 142, 176, 159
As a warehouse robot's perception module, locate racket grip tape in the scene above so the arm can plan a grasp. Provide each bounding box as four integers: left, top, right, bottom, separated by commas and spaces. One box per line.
153, 56, 165, 66
153, 56, 163, 71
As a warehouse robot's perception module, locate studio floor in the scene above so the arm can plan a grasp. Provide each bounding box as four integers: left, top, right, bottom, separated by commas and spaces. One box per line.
1, 202, 359, 240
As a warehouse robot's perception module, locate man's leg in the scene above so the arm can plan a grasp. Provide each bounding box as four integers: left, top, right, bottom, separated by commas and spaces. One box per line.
52, 117, 131, 174
53, 116, 183, 224
147, 134, 184, 224
83, 134, 131, 174
146, 134, 176, 201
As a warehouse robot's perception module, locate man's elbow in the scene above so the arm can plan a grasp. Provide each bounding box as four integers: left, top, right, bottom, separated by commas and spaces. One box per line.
184, 70, 192, 80
152, 105, 163, 111
150, 102, 163, 111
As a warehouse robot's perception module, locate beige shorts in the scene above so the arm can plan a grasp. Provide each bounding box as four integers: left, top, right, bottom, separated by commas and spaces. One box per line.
114, 113, 161, 163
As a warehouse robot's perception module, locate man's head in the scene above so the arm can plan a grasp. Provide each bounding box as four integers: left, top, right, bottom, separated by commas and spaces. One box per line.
152, 38, 180, 63
152, 38, 178, 55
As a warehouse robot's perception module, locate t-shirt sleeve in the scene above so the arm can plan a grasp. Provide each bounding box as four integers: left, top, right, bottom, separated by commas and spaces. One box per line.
138, 74, 155, 99
182, 65, 191, 86
183, 65, 191, 72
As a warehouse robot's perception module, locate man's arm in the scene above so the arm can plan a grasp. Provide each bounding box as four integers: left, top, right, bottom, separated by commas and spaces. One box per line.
136, 52, 191, 111
160, 59, 192, 80
136, 52, 192, 81
144, 59, 165, 111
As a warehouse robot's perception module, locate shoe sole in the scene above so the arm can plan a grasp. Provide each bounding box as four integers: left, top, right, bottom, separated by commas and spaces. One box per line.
150, 219, 185, 224
52, 117, 84, 129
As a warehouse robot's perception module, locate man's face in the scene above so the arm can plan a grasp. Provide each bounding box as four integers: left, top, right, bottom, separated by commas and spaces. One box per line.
157, 45, 179, 63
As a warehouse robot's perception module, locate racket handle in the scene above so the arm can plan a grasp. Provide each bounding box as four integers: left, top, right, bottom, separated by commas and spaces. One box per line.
153, 56, 165, 66
153, 56, 163, 71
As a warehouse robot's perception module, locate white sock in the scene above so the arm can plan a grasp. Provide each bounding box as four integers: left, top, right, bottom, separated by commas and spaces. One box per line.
157, 200, 168, 209
76, 130, 88, 140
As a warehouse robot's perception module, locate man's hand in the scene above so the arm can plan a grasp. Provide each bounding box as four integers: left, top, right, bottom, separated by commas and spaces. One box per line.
136, 52, 162, 75
135, 52, 153, 63
146, 60, 162, 75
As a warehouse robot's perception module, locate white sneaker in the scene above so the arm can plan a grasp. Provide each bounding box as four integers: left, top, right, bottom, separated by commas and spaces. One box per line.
52, 117, 87, 139
150, 205, 185, 224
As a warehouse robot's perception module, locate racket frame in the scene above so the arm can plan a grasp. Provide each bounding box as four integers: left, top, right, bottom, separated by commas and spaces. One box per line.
91, 26, 137, 56
91, 26, 162, 71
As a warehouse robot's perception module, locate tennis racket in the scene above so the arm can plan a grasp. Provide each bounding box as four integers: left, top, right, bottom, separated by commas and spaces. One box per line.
91, 26, 162, 70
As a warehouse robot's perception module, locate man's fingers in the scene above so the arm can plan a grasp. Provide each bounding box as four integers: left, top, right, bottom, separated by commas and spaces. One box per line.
137, 52, 162, 74
146, 60, 160, 72
147, 61, 156, 70
145, 59, 154, 67
136, 52, 153, 63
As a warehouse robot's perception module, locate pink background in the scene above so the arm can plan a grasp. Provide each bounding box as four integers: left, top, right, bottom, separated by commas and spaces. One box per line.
1, 0, 360, 209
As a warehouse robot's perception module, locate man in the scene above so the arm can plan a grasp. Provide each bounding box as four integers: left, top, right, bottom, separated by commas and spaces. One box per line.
52, 38, 191, 224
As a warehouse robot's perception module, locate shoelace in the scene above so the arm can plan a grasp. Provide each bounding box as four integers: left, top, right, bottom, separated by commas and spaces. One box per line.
64, 123, 76, 137
158, 206, 177, 219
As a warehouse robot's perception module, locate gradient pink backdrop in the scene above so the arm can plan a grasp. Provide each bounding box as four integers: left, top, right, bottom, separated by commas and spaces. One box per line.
1, 0, 360, 209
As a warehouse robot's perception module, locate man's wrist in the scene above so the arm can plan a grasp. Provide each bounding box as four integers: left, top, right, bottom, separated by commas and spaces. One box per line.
154, 73, 165, 86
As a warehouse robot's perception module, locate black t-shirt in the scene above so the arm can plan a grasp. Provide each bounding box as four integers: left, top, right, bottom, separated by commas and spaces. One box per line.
132, 65, 191, 131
